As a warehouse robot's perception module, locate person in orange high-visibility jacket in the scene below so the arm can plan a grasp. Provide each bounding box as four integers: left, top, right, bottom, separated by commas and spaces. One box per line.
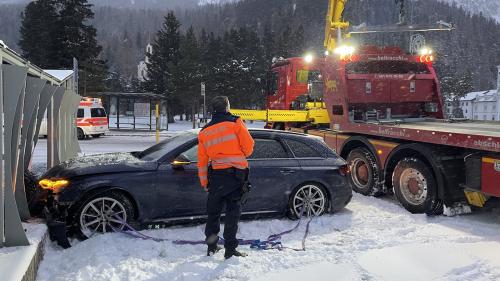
198, 96, 254, 259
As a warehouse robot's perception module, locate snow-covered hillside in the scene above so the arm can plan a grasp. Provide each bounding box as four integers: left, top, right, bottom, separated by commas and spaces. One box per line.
439, 0, 500, 22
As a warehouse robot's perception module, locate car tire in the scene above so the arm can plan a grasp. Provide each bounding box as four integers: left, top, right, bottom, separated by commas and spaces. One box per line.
347, 148, 381, 196
392, 157, 443, 215
287, 183, 329, 220
92, 134, 101, 138
77, 128, 85, 140
75, 191, 135, 239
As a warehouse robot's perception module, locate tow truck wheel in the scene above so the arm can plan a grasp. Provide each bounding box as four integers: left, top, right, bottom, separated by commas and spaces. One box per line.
77, 128, 85, 140
76, 191, 135, 239
347, 148, 380, 196
392, 158, 442, 214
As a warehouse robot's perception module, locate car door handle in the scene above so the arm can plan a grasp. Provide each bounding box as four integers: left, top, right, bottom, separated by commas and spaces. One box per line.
280, 169, 296, 175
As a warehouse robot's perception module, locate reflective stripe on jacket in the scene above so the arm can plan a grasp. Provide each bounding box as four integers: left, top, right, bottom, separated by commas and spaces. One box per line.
197, 112, 254, 187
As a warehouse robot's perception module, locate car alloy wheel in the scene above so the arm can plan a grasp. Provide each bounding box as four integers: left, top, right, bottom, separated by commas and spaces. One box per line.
79, 197, 127, 238
292, 184, 327, 217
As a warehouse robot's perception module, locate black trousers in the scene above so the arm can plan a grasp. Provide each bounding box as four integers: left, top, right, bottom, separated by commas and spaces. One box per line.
205, 168, 245, 251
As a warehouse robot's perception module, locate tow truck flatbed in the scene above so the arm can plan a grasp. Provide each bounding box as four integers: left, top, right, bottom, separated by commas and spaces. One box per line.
327, 119, 500, 153
397, 120, 500, 138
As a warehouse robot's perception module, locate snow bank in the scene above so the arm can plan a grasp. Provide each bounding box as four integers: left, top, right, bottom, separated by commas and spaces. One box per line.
0, 223, 47, 281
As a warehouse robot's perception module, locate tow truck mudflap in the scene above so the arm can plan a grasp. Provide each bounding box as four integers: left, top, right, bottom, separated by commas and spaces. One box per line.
44, 206, 72, 249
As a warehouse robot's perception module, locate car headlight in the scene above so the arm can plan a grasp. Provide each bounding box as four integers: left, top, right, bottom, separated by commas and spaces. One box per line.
39, 179, 70, 193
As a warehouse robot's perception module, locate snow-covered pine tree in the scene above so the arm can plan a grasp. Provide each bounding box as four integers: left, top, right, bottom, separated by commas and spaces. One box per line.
145, 11, 181, 123
55, 0, 107, 95
174, 26, 202, 121
19, 0, 59, 68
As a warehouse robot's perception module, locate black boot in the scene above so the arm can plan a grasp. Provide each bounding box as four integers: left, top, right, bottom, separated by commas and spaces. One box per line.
207, 245, 222, 256
224, 249, 248, 259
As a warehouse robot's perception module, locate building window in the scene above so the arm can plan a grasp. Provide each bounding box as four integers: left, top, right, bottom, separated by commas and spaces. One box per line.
483, 115, 487, 120
465, 109, 468, 114
466, 102, 468, 106
493, 116, 496, 121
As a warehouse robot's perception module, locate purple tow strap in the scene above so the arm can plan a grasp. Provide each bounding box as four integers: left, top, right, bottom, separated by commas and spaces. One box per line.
110, 207, 313, 251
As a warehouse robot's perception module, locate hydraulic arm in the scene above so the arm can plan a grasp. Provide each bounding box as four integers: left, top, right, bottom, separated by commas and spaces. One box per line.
324, 0, 350, 52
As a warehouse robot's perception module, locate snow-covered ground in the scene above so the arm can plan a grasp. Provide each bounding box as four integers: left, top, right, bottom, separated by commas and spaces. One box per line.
0, 223, 47, 281
37, 194, 500, 281
32, 125, 500, 281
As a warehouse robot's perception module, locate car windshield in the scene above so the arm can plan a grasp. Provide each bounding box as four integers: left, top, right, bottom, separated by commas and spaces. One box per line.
139, 131, 197, 161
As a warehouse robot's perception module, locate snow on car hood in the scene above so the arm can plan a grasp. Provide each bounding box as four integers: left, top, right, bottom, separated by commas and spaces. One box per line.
42, 152, 156, 178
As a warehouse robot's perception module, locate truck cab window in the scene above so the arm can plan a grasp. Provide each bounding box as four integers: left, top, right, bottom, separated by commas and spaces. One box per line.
296, 69, 324, 100
268, 71, 279, 95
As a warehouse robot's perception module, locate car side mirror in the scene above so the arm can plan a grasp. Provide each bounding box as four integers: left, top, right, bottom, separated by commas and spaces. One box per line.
171, 154, 191, 169
171, 158, 191, 169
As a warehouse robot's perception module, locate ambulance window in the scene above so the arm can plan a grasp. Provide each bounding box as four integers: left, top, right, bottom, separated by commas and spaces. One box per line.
249, 139, 288, 159
91, 108, 106, 117
77, 109, 84, 118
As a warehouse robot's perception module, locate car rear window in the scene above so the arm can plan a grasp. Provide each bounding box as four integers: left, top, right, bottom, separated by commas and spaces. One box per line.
77, 108, 84, 118
249, 139, 288, 159
91, 108, 106, 117
286, 139, 322, 158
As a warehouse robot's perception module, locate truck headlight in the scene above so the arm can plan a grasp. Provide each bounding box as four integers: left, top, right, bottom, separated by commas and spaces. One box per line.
39, 179, 70, 193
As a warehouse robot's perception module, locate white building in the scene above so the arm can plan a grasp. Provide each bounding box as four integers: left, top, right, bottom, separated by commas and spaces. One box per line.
137, 43, 153, 82
447, 66, 500, 121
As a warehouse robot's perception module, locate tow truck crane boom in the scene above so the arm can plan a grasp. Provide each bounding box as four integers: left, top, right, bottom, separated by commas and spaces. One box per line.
324, 0, 350, 52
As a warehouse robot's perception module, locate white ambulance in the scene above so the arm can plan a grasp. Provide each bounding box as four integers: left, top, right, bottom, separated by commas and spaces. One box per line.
39, 97, 109, 140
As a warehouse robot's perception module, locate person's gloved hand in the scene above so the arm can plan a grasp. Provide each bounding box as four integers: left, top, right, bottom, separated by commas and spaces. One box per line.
203, 185, 209, 192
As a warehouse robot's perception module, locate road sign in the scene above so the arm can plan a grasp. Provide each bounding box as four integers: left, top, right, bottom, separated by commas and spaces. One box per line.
201, 82, 206, 96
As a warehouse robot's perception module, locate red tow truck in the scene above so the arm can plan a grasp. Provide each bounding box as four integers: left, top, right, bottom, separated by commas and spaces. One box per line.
259, 45, 500, 215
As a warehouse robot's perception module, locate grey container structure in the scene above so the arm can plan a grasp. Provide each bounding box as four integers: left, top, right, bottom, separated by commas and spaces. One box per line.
0, 41, 81, 247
